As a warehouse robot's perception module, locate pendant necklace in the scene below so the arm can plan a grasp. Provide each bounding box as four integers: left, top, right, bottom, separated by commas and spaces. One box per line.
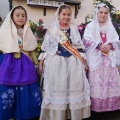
60, 23, 69, 33
17, 28, 23, 45
102, 33, 105, 38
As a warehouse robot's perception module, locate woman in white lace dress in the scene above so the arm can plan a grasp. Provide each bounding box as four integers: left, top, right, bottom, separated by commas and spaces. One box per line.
38, 4, 91, 120
83, 3, 120, 112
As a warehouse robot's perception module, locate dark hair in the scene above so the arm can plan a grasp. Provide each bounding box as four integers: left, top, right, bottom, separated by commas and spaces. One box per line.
11, 6, 27, 19
58, 4, 72, 14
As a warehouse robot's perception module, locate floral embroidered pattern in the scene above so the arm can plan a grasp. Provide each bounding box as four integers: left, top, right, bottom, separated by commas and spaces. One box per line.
33, 88, 41, 106
89, 56, 120, 99
16, 86, 23, 91
1, 89, 15, 109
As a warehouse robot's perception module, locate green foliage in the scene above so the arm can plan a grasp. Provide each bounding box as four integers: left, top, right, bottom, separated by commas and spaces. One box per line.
29, 19, 47, 58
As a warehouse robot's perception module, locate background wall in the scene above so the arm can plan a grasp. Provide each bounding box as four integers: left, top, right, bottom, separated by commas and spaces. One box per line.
13, 0, 79, 26
1, 0, 120, 25
0, 0, 9, 21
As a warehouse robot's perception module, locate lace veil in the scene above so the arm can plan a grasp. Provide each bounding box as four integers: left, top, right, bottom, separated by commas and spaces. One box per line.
83, 3, 120, 70
41, 4, 85, 55
84, 3, 119, 44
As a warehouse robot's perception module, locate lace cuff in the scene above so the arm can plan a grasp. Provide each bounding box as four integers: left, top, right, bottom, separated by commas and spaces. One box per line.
38, 52, 48, 60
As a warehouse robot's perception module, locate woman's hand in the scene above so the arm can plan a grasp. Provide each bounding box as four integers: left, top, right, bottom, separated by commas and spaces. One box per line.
100, 44, 106, 52
105, 44, 113, 51
100, 43, 112, 54
39, 60, 44, 75
84, 60, 89, 71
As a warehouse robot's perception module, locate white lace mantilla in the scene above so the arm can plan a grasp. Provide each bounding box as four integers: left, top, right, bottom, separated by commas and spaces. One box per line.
83, 3, 120, 71
40, 24, 85, 57
83, 22, 120, 71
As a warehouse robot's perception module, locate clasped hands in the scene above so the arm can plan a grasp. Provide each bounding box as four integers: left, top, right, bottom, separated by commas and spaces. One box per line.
100, 43, 113, 55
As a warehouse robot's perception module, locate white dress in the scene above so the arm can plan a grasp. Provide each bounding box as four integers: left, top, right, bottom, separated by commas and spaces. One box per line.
39, 24, 91, 120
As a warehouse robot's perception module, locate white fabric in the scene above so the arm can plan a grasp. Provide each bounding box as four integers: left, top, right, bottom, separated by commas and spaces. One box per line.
40, 4, 90, 110
42, 55, 90, 110
0, 5, 37, 53
83, 3, 120, 71
38, 52, 48, 60
41, 24, 85, 56
38, 50, 87, 60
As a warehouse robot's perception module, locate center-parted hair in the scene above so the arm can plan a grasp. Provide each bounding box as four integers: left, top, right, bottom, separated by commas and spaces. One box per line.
58, 4, 72, 15
11, 5, 27, 19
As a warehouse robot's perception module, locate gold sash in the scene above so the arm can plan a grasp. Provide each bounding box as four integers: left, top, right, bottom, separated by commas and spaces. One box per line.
59, 31, 86, 65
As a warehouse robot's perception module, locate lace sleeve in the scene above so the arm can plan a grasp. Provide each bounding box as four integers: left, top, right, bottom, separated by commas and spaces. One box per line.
41, 31, 58, 55
83, 24, 100, 49
69, 25, 87, 59
70, 24, 85, 49
38, 52, 48, 60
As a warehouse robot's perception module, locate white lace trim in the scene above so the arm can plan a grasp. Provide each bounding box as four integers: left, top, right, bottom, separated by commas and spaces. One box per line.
43, 94, 90, 105
41, 24, 85, 56
84, 40, 102, 71
41, 100, 91, 110
43, 52, 90, 109
109, 49, 120, 67
38, 52, 48, 60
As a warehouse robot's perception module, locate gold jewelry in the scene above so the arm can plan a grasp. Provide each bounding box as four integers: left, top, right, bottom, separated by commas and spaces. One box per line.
14, 53, 20, 59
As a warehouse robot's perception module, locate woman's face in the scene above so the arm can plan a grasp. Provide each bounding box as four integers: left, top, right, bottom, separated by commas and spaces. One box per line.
58, 8, 72, 25
12, 8, 26, 29
97, 7, 109, 23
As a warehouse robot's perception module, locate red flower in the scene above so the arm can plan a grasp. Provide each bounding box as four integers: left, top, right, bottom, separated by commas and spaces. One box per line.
39, 19, 43, 23
37, 26, 44, 31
